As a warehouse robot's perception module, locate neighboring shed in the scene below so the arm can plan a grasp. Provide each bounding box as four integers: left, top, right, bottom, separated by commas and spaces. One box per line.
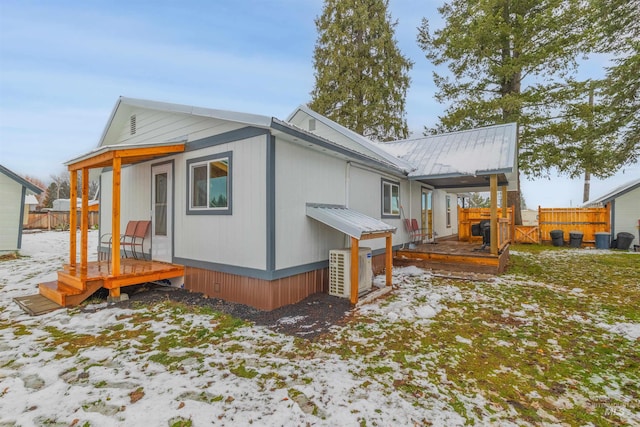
585, 177, 640, 244
0, 164, 43, 254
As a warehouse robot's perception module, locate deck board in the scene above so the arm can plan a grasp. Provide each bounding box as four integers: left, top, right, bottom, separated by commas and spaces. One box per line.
396, 240, 510, 274
14, 294, 62, 316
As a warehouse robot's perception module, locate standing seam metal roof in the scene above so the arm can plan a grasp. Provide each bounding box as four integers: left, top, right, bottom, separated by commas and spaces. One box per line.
306, 204, 397, 239
378, 123, 518, 179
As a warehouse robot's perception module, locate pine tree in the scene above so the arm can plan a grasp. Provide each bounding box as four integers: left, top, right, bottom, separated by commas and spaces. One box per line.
310, 0, 412, 141
417, 0, 596, 223
591, 0, 640, 170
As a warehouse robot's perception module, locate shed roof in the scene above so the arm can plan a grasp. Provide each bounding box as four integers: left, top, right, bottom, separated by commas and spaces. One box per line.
584, 177, 640, 206
306, 204, 396, 240
376, 123, 518, 190
0, 164, 43, 194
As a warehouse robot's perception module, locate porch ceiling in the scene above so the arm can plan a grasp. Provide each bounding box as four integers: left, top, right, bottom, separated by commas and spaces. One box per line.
65, 141, 186, 171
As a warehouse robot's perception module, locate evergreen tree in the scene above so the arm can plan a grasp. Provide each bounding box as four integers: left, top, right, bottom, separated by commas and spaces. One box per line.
310, 0, 412, 141
417, 0, 594, 222
591, 0, 640, 170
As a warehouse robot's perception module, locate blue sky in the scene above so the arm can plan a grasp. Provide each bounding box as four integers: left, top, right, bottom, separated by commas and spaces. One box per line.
1, 0, 637, 207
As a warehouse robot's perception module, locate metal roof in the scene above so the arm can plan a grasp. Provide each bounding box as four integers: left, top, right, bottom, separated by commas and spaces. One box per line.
306, 203, 396, 239
287, 105, 414, 172
584, 177, 640, 206
377, 123, 518, 188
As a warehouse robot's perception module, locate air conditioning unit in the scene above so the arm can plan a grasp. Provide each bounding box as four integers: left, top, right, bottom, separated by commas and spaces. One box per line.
329, 247, 373, 298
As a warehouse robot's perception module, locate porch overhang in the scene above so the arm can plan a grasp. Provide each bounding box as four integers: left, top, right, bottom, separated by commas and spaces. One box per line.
65, 141, 186, 171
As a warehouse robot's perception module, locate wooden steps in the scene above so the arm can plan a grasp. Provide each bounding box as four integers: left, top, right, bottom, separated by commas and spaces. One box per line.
39, 279, 104, 307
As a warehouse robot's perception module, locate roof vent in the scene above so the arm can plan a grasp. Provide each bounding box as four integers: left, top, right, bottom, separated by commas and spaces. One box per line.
130, 115, 136, 135
308, 118, 316, 131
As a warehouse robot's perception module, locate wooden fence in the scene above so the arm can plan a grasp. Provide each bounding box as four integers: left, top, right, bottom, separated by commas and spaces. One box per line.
459, 206, 610, 246
537, 207, 609, 244
24, 211, 99, 230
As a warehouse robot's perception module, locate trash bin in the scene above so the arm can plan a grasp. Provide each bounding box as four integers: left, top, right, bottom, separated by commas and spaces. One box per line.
569, 231, 584, 248
594, 232, 610, 250
550, 230, 564, 247
615, 232, 635, 250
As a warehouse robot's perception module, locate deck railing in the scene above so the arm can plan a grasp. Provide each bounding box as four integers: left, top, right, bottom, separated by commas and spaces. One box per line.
458, 207, 514, 244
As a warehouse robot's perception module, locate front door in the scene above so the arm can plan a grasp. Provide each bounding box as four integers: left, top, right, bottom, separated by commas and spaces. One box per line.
151, 163, 172, 262
421, 189, 433, 240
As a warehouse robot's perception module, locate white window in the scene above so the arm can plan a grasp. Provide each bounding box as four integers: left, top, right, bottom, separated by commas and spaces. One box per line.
187, 152, 232, 215
382, 180, 400, 217
446, 195, 452, 227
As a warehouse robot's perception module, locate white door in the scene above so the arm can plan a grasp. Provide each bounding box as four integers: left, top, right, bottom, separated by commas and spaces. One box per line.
152, 163, 172, 262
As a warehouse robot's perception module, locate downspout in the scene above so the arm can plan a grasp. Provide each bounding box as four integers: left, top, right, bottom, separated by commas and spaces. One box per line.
345, 161, 351, 248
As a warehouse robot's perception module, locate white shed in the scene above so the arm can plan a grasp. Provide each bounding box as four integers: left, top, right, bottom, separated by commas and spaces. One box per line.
0, 164, 43, 254
585, 177, 640, 245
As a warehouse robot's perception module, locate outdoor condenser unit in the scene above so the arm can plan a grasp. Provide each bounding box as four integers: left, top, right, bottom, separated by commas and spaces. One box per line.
329, 247, 373, 298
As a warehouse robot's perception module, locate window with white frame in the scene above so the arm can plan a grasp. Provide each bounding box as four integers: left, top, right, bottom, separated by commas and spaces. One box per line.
382, 179, 400, 217
187, 152, 232, 215
446, 195, 452, 227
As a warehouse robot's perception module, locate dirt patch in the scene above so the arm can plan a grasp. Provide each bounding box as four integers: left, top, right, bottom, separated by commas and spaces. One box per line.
97, 283, 353, 339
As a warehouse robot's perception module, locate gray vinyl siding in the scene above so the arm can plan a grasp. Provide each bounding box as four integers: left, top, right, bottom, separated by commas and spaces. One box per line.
174, 135, 267, 270
99, 165, 153, 255
105, 109, 248, 147
274, 138, 347, 270
613, 188, 640, 239
0, 173, 22, 253
347, 165, 411, 251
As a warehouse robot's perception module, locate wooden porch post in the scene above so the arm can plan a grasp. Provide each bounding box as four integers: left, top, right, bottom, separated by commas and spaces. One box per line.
385, 233, 393, 287
501, 185, 508, 218
350, 237, 359, 305
81, 168, 89, 270
69, 169, 77, 269
490, 174, 498, 255
111, 157, 121, 275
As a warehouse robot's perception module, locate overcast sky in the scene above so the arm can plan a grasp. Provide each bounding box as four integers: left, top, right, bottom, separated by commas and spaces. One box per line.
1, 0, 637, 207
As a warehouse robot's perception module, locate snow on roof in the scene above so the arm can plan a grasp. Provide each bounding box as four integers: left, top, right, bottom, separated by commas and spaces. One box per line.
24, 195, 39, 205
378, 123, 518, 179
584, 177, 640, 206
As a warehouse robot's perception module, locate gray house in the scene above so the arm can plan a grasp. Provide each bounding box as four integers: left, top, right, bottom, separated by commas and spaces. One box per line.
0, 164, 43, 254
72, 97, 517, 310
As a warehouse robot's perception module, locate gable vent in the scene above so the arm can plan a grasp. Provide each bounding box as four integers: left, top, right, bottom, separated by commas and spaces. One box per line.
308, 118, 316, 131
130, 114, 137, 135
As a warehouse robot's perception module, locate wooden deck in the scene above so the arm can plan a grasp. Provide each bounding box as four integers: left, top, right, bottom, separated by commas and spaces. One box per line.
395, 240, 510, 274
37, 259, 185, 307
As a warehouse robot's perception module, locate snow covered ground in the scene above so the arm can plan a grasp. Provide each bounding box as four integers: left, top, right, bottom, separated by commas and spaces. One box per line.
0, 231, 638, 426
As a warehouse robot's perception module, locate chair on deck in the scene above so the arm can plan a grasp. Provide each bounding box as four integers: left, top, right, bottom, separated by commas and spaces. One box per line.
123, 220, 151, 259
403, 219, 415, 242
411, 219, 427, 243
100, 220, 150, 261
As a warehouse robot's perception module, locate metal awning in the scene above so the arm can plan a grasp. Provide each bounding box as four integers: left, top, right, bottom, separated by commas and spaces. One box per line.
306, 203, 397, 240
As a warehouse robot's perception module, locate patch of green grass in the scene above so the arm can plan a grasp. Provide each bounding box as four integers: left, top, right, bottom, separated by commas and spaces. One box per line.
230, 362, 258, 379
